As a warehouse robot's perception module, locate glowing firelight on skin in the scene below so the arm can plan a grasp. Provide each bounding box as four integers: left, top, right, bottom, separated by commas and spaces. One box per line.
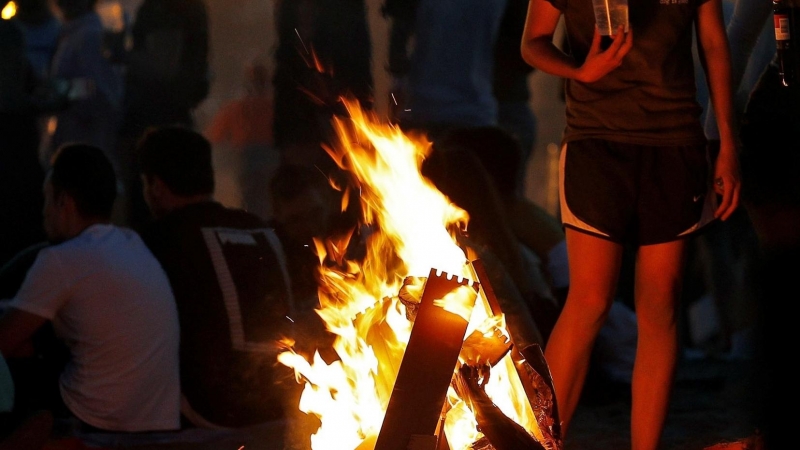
277, 97, 541, 450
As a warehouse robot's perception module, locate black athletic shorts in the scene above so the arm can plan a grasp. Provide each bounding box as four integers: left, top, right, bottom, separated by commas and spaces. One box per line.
559, 138, 717, 246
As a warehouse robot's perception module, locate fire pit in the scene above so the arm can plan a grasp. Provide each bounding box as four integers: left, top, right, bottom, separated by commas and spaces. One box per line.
277, 98, 561, 450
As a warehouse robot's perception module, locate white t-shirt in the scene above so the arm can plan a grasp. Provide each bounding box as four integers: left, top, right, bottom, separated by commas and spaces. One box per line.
10, 224, 181, 432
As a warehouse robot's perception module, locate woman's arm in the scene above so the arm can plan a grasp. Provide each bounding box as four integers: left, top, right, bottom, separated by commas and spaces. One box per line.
520, 0, 633, 83
696, 0, 741, 220
703, 0, 773, 140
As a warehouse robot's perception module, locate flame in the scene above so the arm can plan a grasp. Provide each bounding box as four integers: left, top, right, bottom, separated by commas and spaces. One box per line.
2, 1, 16, 20
278, 97, 540, 449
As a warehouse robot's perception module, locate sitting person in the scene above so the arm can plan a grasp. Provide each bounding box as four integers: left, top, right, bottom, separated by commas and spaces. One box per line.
266, 162, 358, 449
266, 162, 369, 359
420, 141, 548, 349
441, 126, 570, 309
136, 126, 298, 429
0, 143, 181, 436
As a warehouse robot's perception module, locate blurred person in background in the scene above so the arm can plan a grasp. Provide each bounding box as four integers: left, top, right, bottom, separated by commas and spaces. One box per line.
493, 0, 539, 197
46, 0, 123, 172
0, 1, 73, 268
421, 138, 548, 350
117, 0, 210, 230
205, 60, 279, 221
272, 0, 373, 167
14, 0, 61, 80
383, 0, 508, 143
738, 46, 800, 448
686, 0, 773, 360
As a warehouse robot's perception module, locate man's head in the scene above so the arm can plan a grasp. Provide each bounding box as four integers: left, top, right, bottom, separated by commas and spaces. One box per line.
44, 143, 117, 242
270, 164, 336, 244
137, 125, 215, 218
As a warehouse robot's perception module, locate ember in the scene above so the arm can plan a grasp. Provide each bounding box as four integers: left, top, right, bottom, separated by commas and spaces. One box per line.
277, 97, 561, 450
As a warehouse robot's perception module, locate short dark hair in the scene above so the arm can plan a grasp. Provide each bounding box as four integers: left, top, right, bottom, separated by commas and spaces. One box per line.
49, 143, 117, 218
137, 125, 214, 196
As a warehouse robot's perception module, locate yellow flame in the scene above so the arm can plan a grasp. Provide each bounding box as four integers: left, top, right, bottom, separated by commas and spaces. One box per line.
279, 96, 539, 450
2, 1, 17, 20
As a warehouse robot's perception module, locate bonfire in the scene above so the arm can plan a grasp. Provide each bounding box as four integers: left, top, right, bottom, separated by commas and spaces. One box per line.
278, 97, 561, 450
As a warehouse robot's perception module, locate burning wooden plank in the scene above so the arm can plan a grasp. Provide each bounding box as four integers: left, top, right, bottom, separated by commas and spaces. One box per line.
452, 364, 545, 450
469, 258, 562, 449
374, 269, 478, 450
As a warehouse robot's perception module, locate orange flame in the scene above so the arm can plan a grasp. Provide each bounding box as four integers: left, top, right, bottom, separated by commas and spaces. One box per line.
278, 97, 540, 450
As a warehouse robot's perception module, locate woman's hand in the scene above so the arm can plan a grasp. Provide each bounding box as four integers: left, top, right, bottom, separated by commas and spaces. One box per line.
713, 141, 741, 221
578, 26, 633, 83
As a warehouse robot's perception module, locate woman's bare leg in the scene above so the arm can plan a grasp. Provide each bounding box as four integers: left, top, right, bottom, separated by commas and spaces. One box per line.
630, 239, 688, 450
544, 228, 624, 436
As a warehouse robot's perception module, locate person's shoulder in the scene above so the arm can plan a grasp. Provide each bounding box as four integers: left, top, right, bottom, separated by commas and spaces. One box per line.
82, 225, 151, 255
152, 202, 269, 233
224, 205, 269, 225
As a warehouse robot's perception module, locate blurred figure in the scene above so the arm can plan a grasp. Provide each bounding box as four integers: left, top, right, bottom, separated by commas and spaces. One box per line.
493, 0, 539, 196
14, 0, 61, 79
0, 143, 181, 437
384, 0, 508, 143
687, 0, 772, 360
267, 163, 355, 359
421, 139, 547, 350
272, 0, 373, 166
445, 126, 570, 307
0, 3, 70, 268
121, 0, 209, 132
205, 61, 279, 221
46, 0, 124, 172
268, 164, 335, 316
117, 0, 210, 230
137, 126, 298, 429
703, 0, 773, 145
738, 55, 800, 450
462, 126, 638, 400
266, 162, 351, 450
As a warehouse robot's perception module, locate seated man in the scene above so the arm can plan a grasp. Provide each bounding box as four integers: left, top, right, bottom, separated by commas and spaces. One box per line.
0, 143, 181, 434
136, 126, 297, 429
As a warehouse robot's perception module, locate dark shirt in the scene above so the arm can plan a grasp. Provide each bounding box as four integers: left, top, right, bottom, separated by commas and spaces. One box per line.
493, 0, 535, 103
140, 201, 295, 427
549, 0, 707, 145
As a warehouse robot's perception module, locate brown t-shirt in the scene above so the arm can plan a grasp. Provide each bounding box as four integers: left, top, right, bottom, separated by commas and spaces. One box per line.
549, 0, 708, 146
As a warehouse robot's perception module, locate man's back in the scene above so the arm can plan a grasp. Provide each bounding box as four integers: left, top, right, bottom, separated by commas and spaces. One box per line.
141, 201, 295, 428
10, 223, 180, 432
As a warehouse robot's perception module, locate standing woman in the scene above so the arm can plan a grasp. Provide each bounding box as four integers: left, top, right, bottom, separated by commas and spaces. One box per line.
520, 0, 740, 448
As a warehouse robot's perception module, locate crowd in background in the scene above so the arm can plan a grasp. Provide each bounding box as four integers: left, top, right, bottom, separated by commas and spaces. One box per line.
0, 0, 797, 449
